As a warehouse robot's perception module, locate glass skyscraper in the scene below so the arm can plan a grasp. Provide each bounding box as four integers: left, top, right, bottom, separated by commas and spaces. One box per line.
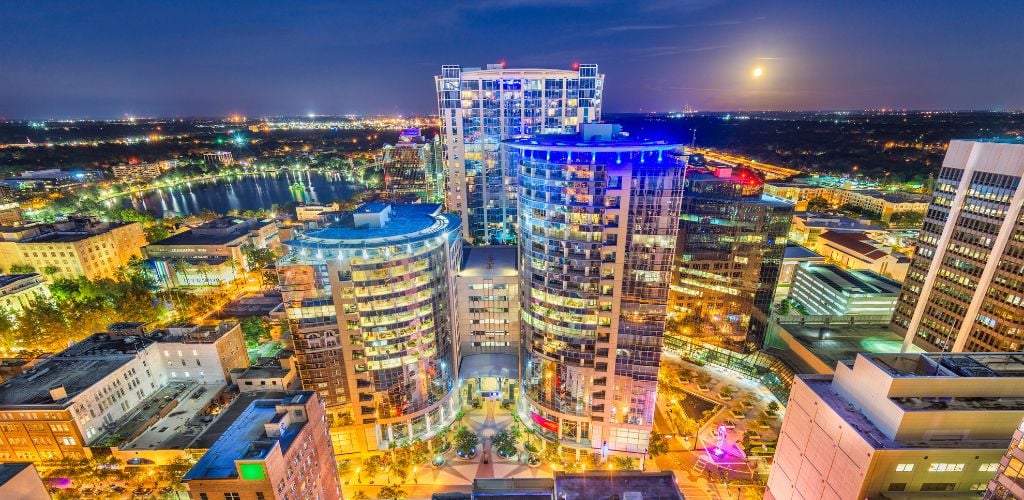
278, 203, 462, 453
892, 139, 1024, 353
508, 124, 684, 458
669, 163, 794, 353
436, 63, 604, 244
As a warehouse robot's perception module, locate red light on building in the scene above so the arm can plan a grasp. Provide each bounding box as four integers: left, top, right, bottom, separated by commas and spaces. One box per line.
530, 411, 559, 433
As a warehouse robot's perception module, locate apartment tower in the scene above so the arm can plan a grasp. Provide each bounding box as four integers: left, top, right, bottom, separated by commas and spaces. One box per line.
509, 124, 684, 458
436, 63, 604, 244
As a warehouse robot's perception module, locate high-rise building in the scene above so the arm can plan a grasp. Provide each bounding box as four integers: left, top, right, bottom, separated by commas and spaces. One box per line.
381, 128, 443, 203
986, 416, 1024, 499
767, 352, 1024, 499
436, 63, 604, 244
892, 139, 1024, 353
183, 392, 341, 500
508, 124, 683, 458
277, 203, 462, 453
455, 245, 521, 402
670, 165, 793, 352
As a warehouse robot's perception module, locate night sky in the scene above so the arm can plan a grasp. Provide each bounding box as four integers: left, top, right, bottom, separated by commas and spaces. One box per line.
1, 0, 1021, 119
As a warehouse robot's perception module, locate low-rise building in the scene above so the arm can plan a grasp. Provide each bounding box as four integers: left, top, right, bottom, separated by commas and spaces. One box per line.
294, 203, 339, 222
767, 352, 1024, 499
814, 230, 910, 280
231, 351, 299, 393
779, 244, 826, 287
144, 216, 279, 287
111, 161, 175, 182
0, 274, 48, 314
0, 186, 21, 226
788, 263, 901, 318
788, 212, 883, 248
203, 151, 233, 168
0, 321, 246, 462
0, 218, 147, 281
182, 392, 341, 500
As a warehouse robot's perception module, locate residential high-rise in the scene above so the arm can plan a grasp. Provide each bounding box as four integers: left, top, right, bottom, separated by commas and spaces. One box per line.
767, 352, 1024, 499
277, 203, 462, 453
508, 124, 683, 458
436, 63, 604, 244
670, 165, 793, 353
381, 128, 443, 203
892, 139, 1024, 353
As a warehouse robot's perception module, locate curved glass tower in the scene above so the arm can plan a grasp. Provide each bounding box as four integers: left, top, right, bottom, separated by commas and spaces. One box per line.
279, 203, 461, 452
508, 125, 684, 457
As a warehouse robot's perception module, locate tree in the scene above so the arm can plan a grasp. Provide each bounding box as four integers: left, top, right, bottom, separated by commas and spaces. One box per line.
241, 243, 278, 272
492, 429, 518, 457
647, 431, 670, 458
9, 263, 35, 274
377, 485, 407, 500
241, 317, 270, 348
806, 196, 831, 212
610, 456, 637, 470
143, 222, 171, 243
453, 426, 479, 457
43, 265, 60, 277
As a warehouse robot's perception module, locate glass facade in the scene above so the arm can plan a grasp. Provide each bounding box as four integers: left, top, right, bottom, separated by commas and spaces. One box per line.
278, 204, 462, 451
509, 130, 683, 455
669, 165, 793, 353
436, 64, 604, 244
891, 139, 1024, 353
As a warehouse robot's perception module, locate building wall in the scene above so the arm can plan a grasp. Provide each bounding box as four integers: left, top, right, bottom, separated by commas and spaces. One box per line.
987, 419, 1024, 499
0, 275, 49, 314
436, 64, 603, 244
511, 141, 682, 456
892, 139, 1024, 353
0, 464, 51, 500
455, 266, 520, 358
4, 223, 146, 281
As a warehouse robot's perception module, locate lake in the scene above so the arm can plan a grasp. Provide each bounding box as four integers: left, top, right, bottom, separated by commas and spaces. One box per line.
114, 170, 357, 217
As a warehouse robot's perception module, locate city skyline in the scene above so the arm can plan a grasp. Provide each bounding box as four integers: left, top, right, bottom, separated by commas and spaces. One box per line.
1, 1, 1022, 119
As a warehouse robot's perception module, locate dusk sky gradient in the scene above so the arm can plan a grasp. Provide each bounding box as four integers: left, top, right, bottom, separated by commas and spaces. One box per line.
1, 0, 1022, 119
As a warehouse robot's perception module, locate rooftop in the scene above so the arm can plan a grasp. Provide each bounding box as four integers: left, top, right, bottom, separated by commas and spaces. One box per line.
553, 471, 684, 500
0, 273, 42, 289
184, 392, 313, 481
505, 124, 680, 151
795, 212, 883, 231
818, 230, 888, 259
868, 353, 1024, 379
783, 244, 824, 261
0, 333, 153, 407
460, 246, 518, 278
0, 463, 33, 486
797, 263, 902, 295
285, 203, 460, 249
149, 217, 273, 247
772, 322, 917, 373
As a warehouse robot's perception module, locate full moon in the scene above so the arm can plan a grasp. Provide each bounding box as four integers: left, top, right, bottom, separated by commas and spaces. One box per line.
752, 67, 764, 78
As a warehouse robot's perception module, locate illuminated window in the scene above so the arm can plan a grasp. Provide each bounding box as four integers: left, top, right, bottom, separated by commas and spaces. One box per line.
928, 463, 964, 472
979, 463, 998, 472
895, 464, 914, 472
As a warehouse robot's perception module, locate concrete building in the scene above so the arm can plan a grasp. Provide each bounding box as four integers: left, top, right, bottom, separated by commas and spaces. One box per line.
0, 186, 21, 226
767, 352, 1024, 499
788, 263, 901, 318
0, 218, 146, 280
111, 161, 174, 182
455, 245, 520, 402
144, 216, 279, 287
278, 203, 461, 453
671, 165, 794, 353
893, 139, 1024, 353
508, 125, 684, 457
0, 321, 245, 461
814, 230, 910, 281
0, 274, 48, 315
231, 352, 299, 393
788, 212, 883, 248
183, 392, 341, 500
294, 203, 339, 222
436, 63, 603, 244
779, 244, 826, 286
986, 416, 1024, 499
0, 463, 48, 500
764, 179, 929, 221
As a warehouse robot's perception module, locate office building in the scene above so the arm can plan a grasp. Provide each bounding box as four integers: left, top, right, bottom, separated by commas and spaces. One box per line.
892, 139, 1024, 352
0, 217, 147, 281
0, 463, 48, 500
986, 416, 1024, 499
670, 166, 793, 352
455, 245, 520, 402
508, 124, 683, 457
767, 352, 1024, 499
778, 244, 826, 286
0, 274, 48, 315
110, 160, 175, 182
144, 216, 279, 287
382, 128, 443, 203
788, 263, 901, 318
436, 63, 603, 244
278, 203, 461, 453
183, 392, 341, 500
0, 186, 21, 226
